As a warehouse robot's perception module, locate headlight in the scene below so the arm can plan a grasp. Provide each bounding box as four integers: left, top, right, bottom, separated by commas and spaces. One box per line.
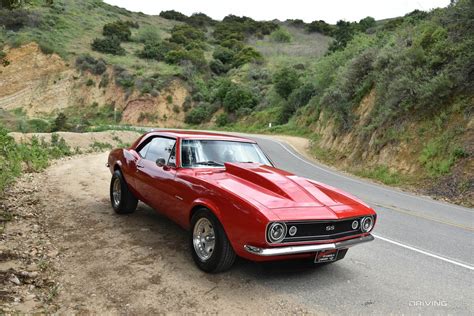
267, 222, 287, 243
361, 216, 374, 232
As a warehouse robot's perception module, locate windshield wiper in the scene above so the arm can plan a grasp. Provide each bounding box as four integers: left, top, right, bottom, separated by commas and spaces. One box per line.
195, 161, 224, 166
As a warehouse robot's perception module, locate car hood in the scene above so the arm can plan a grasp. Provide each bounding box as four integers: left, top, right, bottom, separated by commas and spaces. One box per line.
194, 163, 372, 217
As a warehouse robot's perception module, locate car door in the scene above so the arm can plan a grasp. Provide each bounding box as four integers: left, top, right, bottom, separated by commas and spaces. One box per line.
134, 137, 178, 213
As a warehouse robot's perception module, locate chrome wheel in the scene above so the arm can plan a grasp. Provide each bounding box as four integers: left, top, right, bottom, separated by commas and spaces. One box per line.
193, 218, 216, 261
112, 177, 121, 207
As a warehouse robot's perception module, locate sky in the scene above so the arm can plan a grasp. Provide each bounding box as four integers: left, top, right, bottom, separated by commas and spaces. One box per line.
103, 0, 451, 24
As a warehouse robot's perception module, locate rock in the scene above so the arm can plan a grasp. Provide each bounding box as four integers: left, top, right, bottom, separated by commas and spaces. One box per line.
9, 274, 21, 285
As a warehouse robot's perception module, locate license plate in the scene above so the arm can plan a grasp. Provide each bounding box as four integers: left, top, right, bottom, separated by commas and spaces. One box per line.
314, 249, 338, 263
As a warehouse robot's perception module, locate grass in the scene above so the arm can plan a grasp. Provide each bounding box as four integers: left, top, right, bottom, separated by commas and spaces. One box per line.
354, 165, 402, 186
248, 25, 332, 69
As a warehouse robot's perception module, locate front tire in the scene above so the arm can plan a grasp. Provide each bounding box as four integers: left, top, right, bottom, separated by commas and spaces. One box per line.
190, 209, 236, 273
110, 170, 138, 214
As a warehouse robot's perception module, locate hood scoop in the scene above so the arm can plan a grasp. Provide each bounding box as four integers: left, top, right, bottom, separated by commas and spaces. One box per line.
224, 163, 323, 206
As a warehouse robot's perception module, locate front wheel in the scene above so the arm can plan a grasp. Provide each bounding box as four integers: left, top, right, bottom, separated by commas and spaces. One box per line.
190, 209, 236, 273
110, 170, 138, 214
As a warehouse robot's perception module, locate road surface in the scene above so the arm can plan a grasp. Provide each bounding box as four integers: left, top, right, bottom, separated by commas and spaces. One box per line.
243, 135, 474, 314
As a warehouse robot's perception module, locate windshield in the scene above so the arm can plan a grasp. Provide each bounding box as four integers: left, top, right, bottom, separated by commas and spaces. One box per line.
181, 140, 271, 168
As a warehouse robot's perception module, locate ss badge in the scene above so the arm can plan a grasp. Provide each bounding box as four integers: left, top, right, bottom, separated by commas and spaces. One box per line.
325, 225, 335, 231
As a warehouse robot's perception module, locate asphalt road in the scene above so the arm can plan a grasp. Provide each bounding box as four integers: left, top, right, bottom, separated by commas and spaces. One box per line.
238, 135, 474, 315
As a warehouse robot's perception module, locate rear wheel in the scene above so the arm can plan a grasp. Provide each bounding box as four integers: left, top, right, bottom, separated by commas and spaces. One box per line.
110, 170, 138, 214
190, 209, 236, 273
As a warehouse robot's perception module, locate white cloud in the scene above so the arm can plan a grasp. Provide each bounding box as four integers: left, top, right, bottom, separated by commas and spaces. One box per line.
104, 0, 450, 24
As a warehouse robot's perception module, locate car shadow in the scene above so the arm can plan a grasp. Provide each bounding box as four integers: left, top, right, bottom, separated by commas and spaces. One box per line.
117, 202, 347, 281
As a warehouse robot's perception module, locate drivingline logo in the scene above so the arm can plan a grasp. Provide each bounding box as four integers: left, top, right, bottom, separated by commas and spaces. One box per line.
409, 300, 448, 307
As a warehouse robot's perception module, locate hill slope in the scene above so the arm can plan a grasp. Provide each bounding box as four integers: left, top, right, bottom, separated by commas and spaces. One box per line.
0, 0, 472, 205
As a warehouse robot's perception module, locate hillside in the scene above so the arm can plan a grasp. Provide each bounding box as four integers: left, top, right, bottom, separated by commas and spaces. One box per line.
0, 0, 473, 205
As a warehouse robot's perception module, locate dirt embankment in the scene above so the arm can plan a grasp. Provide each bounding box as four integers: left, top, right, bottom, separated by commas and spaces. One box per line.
0, 43, 189, 127
0, 133, 317, 314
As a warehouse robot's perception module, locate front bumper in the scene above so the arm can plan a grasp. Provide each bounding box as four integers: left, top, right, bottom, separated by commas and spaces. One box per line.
244, 234, 374, 256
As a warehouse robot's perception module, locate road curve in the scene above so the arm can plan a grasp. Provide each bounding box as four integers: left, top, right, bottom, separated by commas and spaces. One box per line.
239, 134, 474, 314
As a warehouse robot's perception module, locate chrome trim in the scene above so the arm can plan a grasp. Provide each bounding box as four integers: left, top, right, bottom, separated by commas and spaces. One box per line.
244, 234, 374, 256
267, 222, 287, 243
361, 216, 374, 232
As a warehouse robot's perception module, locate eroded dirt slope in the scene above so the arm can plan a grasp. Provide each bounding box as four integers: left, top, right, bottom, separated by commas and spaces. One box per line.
1, 152, 318, 314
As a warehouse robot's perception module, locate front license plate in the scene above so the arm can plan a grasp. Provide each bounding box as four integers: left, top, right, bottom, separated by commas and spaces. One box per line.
314, 249, 338, 263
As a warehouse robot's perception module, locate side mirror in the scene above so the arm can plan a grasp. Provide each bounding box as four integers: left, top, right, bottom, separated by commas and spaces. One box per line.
156, 158, 166, 167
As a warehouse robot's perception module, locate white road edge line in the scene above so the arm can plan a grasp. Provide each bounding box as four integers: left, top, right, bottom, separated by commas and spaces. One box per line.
270, 138, 472, 213
261, 137, 474, 270
373, 234, 474, 271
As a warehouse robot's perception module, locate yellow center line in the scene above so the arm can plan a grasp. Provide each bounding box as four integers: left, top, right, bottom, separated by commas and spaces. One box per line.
370, 202, 474, 232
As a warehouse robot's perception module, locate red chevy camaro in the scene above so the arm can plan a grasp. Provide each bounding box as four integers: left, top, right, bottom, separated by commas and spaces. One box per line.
107, 130, 376, 272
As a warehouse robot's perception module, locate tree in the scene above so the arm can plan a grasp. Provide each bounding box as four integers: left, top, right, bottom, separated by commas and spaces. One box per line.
222, 85, 257, 112
358, 16, 376, 32
273, 67, 300, 99
328, 20, 356, 52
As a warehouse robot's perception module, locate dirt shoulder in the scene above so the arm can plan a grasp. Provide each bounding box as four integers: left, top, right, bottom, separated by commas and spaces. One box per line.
1, 150, 317, 314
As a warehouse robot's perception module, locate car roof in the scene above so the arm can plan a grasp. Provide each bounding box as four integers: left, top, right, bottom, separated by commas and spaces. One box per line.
148, 129, 256, 143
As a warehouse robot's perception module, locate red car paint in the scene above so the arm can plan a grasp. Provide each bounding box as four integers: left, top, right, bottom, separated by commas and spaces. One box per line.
108, 130, 376, 262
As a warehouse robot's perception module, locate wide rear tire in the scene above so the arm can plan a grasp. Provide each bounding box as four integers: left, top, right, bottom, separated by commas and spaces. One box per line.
190, 209, 236, 273
110, 170, 138, 214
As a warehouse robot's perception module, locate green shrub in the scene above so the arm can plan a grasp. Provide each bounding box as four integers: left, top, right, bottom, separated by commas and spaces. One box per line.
185, 106, 209, 124
187, 13, 215, 28
75, 55, 107, 75
138, 41, 179, 60
103, 20, 132, 41
358, 16, 376, 32
306, 20, 333, 35
213, 46, 235, 64
159, 10, 188, 21
223, 85, 257, 112
86, 78, 95, 87
52, 112, 68, 132
136, 26, 161, 44
210, 59, 229, 74
270, 28, 292, 43
0, 9, 40, 31
165, 48, 207, 69
114, 66, 135, 89
91, 37, 126, 55
233, 46, 263, 67
273, 67, 300, 99
0, 127, 72, 195
27, 119, 50, 132
215, 112, 230, 126
168, 24, 206, 45
99, 73, 110, 88
287, 19, 306, 28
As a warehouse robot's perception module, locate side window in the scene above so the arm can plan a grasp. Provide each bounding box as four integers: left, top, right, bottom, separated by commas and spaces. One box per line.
138, 142, 151, 158
145, 138, 176, 163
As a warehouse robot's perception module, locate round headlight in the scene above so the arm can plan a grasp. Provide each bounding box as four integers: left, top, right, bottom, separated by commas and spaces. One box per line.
267, 222, 287, 243
361, 216, 374, 232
